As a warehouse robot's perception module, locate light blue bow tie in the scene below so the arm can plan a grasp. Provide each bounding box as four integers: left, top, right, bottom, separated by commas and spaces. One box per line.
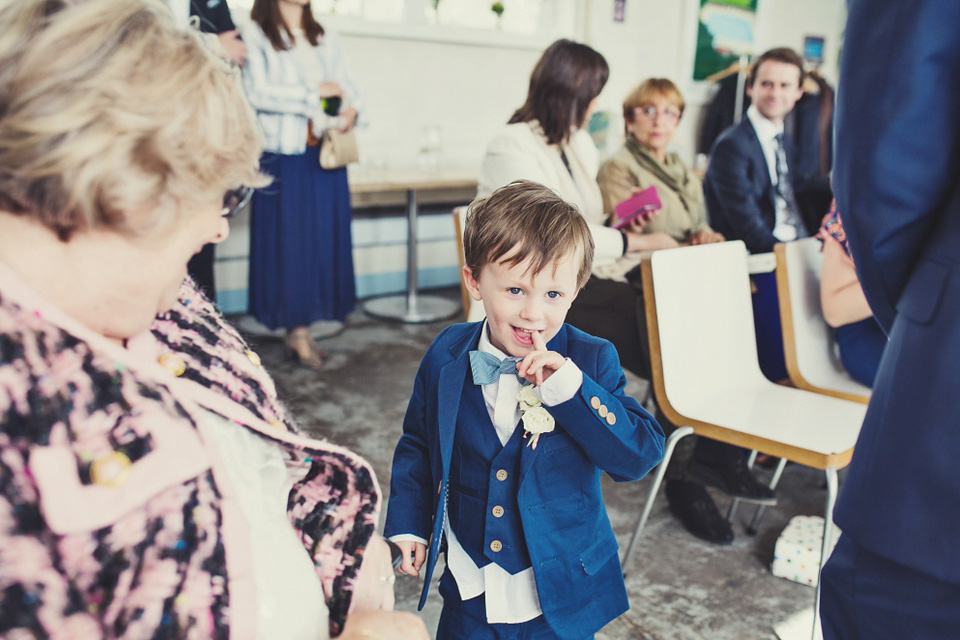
469, 350, 528, 386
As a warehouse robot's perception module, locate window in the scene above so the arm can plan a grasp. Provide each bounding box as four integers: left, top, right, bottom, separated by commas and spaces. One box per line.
229, 0, 576, 46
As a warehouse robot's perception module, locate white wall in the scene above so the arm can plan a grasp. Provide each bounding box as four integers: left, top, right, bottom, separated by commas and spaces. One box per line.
343, 36, 540, 173
216, 0, 848, 314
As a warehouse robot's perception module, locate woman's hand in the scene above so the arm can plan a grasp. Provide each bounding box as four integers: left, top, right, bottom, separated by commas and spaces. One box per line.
349, 534, 397, 613
625, 231, 679, 253
338, 107, 358, 132
689, 228, 725, 245
621, 210, 658, 233
340, 610, 429, 640
318, 82, 343, 99
216, 30, 247, 66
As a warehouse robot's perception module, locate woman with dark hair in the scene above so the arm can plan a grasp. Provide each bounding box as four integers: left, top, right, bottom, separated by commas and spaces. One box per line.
478, 40, 631, 256
477, 40, 653, 383
242, 0, 361, 369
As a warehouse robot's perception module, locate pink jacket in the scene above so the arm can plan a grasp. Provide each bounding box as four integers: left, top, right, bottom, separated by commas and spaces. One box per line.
0, 262, 380, 639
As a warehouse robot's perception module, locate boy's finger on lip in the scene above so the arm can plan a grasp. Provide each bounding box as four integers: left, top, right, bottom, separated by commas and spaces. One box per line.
531, 330, 546, 348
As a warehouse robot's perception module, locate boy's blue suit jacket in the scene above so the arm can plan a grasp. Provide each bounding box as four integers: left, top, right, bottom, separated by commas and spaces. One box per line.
385, 322, 664, 639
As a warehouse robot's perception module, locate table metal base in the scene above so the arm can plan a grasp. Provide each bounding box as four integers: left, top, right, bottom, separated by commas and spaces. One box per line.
362, 294, 460, 324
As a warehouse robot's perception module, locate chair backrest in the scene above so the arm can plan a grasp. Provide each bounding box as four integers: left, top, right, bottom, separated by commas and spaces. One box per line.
453, 207, 486, 323
643, 241, 770, 417
774, 239, 870, 403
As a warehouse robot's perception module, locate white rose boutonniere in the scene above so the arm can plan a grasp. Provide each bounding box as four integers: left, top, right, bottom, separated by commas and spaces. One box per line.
517, 385, 541, 411
517, 386, 555, 449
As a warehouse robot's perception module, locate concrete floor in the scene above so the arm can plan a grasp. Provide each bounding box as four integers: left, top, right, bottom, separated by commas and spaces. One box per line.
233, 288, 828, 640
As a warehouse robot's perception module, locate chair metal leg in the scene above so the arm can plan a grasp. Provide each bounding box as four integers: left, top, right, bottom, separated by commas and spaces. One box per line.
621, 426, 694, 575
746, 457, 788, 535
812, 466, 839, 640
725, 450, 758, 521
726, 496, 741, 521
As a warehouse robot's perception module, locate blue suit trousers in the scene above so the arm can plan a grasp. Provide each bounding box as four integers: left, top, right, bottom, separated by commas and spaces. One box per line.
821, 535, 960, 639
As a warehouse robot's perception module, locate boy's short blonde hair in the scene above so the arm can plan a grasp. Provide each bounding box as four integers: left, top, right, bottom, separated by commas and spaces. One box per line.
464, 180, 594, 289
0, 0, 267, 240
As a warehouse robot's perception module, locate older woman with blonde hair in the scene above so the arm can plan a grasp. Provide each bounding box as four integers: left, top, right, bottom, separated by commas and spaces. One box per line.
0, 1, 426, 638
597, 77, 723, 247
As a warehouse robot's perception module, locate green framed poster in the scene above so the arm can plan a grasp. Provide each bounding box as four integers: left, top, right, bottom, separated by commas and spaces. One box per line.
693, 0, 758, 81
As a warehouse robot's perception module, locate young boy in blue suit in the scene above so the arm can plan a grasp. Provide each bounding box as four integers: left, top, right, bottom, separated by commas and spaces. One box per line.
385, 180, 665, 639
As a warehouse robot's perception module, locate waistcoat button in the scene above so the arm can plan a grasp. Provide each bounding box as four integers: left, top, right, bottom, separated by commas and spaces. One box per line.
495, 469, 508, 481
492, 505, 504, 518
490, 540, 502, 552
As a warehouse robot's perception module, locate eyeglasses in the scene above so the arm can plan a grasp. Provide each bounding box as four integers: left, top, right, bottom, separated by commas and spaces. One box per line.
634, 105, 682, 122
221, 185, 254, 219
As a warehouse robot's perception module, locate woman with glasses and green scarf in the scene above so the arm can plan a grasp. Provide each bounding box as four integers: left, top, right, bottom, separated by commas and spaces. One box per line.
597, 77, 724, 248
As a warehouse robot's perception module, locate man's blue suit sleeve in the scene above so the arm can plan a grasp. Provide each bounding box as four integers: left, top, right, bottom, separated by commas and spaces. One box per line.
835, 0, 960, 331
548, 341, 664, 482
706, 135, 779, 254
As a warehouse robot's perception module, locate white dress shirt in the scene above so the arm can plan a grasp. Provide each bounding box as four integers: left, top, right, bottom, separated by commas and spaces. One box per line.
747, 105, 798, 242
393, 322, 582, 623
199, 411, 328, 640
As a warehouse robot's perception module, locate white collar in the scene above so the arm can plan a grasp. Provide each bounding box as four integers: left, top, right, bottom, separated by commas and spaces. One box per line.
746, 104, 784, 146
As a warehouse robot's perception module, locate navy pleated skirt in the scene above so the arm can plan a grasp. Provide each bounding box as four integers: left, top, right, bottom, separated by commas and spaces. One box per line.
248, 147, 356, 329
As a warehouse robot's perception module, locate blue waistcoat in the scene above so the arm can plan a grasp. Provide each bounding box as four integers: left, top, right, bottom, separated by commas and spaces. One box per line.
447, 381, 531, 575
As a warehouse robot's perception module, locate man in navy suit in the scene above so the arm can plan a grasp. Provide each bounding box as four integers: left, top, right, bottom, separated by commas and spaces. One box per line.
703, 47, 808, 255
820, 2, 960, 637
658, 48, 808, 546
385, 182, 663, 639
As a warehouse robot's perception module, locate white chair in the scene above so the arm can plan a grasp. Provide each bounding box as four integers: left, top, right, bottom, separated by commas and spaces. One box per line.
620, 241, 866, 639
453, 206, 486, 323
774, 239, 871, 404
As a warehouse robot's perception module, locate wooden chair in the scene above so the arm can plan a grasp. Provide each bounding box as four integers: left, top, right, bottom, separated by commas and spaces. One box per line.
774, 239, 871, 404
620, 242, 866, 639
452, 207, 486, 323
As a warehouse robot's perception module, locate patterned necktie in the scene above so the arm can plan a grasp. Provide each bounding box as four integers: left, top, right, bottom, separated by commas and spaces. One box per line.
774, 133, 807, 238
469, 350, 527, 386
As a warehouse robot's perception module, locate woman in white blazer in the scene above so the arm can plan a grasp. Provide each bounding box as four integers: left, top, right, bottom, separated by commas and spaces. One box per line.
476, 39, 654, 381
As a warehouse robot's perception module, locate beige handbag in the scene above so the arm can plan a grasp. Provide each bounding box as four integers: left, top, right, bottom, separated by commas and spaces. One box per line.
319, 128, 359, 169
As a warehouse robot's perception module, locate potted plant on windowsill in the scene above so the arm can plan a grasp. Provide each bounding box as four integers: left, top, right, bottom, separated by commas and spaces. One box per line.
491, 1, 504, 28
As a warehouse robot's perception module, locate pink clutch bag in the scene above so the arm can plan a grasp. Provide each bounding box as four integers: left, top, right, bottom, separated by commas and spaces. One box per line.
612, 186, 662, 229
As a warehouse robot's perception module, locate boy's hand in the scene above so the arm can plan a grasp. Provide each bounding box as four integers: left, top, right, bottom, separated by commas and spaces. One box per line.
395, 540, 426, 577
517, 330, 567, 386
